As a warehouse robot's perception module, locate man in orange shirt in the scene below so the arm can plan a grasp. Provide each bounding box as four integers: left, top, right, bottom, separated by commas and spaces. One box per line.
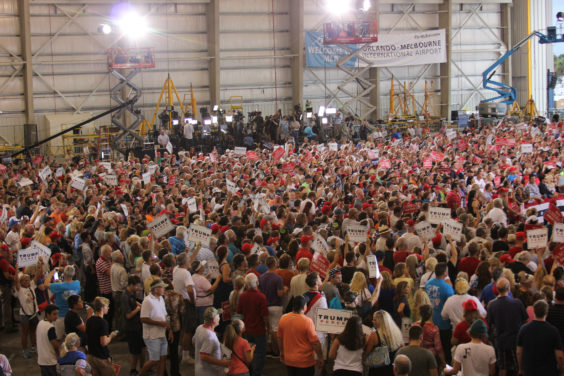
277, 295, 323, 376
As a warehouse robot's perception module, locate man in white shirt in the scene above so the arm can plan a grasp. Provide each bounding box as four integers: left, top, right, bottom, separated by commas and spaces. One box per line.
157, 129, 170, 148
173, 253, 197, 365
484, 198, 508, 227
110, 250, 127, 335
5, 219, 21, 251
399, 220, 424, 252
140, 279, 172, 376
37, 304, 59, 376
183, 121, 194, 150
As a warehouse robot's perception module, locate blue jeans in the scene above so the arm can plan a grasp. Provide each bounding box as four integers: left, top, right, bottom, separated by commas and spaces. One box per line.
245, 334, 266, 376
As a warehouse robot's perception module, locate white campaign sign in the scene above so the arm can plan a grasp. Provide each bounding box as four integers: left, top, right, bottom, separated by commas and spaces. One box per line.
30, 241, 51, 262
553, 223, 564, 243
315, 308, 353, 334
104, 175, 118, 186
166, 142, 173, 154
17, 247, 40, 268
70, 177, 86, 191
148, 215, 175, 239
428, 207, 451, 225
18, 177, 33, 187
311, 234, 330, 255
366, 254, 380, 279
55, 167, 64, 178
120, 204, 129, 217
527, 228, 548, 249
187, 197, 198, 214
358, 29, 447, 67
234, 147, 247, 156
328, 143, 338, 152
39, 166, 51, 181
142, 172, 151, 185
415, 221, 435, 240
442, 219, 463, 242
99, 162, 112, 171
345, 224, 369, 243
188, 224, 212, 247
250, 243, 262, 255
521, 144, 533, 154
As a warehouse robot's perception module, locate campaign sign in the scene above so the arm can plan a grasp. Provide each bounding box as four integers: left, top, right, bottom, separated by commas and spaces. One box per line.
545, 204, 563, 225
521, 144, 533, 154
553, 223, 564, 243
246, 151, 259, 161
104, 175, 118, 186
187, 224, 212, 247
379, 158, 391, 169
346, 224, 369, 243
71, 177, 86, 191
310, 252, 330, 279
31, 241, 51, 263
187, 197, 198, 214
311, 234, 330, 255
415, 221, 435, 240
428, 207, 451, 225
39, 166, 51, 181
553, 243, 564, 265
423, 158, 433, 169
148, 215, 176, 239
282, 162, 295, 174
234, 147, 247, 156
402, 202, 419, 215
272, 147, 285, 161
526, 228, 548, 249
315, 308, 353, 334
366, 254, 380, 279
430, 152, 444, 162
142, 172, 151, 185
442, 219, 462, 242
17, 247, 40, 267
226, 179, 238, 194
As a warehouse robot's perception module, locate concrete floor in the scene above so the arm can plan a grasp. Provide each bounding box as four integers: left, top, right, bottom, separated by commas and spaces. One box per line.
3, 329, 289, 376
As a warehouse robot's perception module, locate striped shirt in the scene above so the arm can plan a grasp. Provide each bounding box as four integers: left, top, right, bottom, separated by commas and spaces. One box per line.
96, 257, 112, 294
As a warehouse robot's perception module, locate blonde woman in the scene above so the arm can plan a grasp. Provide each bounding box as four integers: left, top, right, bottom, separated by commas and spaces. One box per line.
365, 310, 404, 376
412, 289, 431, 322
350, 271, 371, 307
57, 332, 91, 376
229, 276, 246, 322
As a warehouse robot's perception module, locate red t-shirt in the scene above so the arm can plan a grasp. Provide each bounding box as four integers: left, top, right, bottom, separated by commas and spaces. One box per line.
295, 248, 313, 262
237, 288, 268, 336
393, 251, 409, 264
228, 336, 251, 374
457, 256, 481, 276
245, 270, 262, 278
453, 318, 488, 344
508, 246, 523, 258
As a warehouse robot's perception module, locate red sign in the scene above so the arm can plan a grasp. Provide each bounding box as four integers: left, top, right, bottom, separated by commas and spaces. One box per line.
310, 252, 330, 279
272, 147, 285, 162
379, 158, 391, 169
507, 138, 516, 147
246, 151, 258, 161
303, 151, 313, 163
0, 164, 7, 174
167, 175, 177, 187
402, 201, 419, 214
423, 158, 433, 169
281, 162, 295, 173
473, 156, 482, 164
32, 155, 43, 167
553, 243, 564, 265
430, 152, 444, 162
323, 21, 378, 45
458, 141, 468, 150
544, 204, 563, 225
494, 176, 501, 187
496, 138, 507, 146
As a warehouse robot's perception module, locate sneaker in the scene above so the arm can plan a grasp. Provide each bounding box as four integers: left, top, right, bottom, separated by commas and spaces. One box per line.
181, 355, 195, 365
23, 350, 31, 359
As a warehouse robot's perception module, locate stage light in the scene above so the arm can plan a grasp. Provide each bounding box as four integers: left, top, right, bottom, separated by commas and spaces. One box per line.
557, 12, 564, 22
98, 24, 112, 35
172, 119, 179, 126
117, 10, 149, 40
185, 118, 192, 124
190, 120, 197, 125
318, 106, 325, 117
225, 115, 233, 123
326, 107, 337, 115
322, 117, 328, 124
361, 0, 371, 12
327, 0, 350, 15
306, 112, 312, 119
212, 116, 218, 124
213, 105, 219, 112
204, 119, 212, 125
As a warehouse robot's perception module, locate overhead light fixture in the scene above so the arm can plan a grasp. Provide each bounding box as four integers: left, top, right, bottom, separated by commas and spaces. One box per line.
326, 0, 350, 15
318, 106, 325, 117
322, 117, 328, 124
361, 0, 371, 12
117, 10, 149, 40
97, 24, 112, 35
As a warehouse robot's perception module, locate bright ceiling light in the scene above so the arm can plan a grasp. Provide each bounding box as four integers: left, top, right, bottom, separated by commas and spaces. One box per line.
326, 0, 350, 15
117, 11, 149, 40
362, 0, 371, 12
98, 24, 112, 35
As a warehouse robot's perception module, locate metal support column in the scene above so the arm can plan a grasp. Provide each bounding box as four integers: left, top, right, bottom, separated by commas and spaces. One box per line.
19, 0, 37, 147
439, 0, 452, 121
207, 0, 220, 107
501, 3, 512, 90
369, 68, 381, 121
289, 0, 304, 109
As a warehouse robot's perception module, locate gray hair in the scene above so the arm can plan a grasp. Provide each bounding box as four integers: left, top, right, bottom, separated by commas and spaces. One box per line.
63, 265, 75, 279
394, 354, 411, 375
176, 253, 188, 267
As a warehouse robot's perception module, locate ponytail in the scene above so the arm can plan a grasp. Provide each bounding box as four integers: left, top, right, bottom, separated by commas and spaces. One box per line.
223, 319, 244, 351
60, 333, 80, 358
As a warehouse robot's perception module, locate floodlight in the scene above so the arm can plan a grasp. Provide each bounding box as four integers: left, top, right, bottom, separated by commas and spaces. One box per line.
185, 118, 192, 124
212, 116, 218, 124
225, 115, 233, 122
213, 105, 219, 112
326, 107, 337, 115
117, 11, 149, 40
327, 0, 350, 15
190, 120, 197, 125
322, 117, 328, 124
306, 112, 312, 119
204, 119, 212, 125
318, 106, 325, 117
98, 24, 112, 35
361, 0, 371, 12
172, 119, 179, 126
558, 12, 564, 22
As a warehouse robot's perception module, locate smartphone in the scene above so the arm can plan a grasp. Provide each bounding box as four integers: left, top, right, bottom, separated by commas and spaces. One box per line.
53, 271, 59, 281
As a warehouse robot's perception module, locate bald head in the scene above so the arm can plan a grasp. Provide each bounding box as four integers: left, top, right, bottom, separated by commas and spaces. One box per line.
394, 354, 411, 376
496, 277, 510, 295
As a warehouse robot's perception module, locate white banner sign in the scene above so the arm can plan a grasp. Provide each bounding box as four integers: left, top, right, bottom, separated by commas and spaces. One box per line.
31, 241, 51, 263
442, 219, 463, 242
521, 144, 533, 154
18, 177, 33, 187
527, 228, 548, 249
71, 177, 86, 191
234, 147, 247, 156
315, 308, 353, 334
186, 197, 198, 214
148, 215, 175, 239
39, 166, 51, 181
553, 223, 564, 243
358, 29, 446, 67
428, 207, 451, 225
366, 254, 380, 279
17, 247, 40, 268
328, 143, 338, 152
104, 175, 118, 186
120, 204, 129, 217
311, 234, 330, 255
345, 224, 369, 243
99, 162, 112, 171
166, 142, 173, 154
148, 165, 159, 175
142, 172, 151, 185
55, 167, 64, 178
415, 221, 435, 240
187, 224, 212, 247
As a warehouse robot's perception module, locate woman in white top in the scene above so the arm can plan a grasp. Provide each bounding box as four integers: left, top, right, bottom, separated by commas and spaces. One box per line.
328, 316, 366, 376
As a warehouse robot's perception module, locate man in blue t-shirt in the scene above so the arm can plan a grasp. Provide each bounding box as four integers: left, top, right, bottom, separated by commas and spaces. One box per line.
168, 227, 187, 255
425, 262, 454, 363
46, 265, 81, 340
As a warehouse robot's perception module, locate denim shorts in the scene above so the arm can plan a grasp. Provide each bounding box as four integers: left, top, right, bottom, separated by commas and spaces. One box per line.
144, 337, 168, 361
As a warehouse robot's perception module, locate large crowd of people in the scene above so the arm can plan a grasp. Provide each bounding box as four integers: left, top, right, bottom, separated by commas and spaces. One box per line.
0, 112, 563, 376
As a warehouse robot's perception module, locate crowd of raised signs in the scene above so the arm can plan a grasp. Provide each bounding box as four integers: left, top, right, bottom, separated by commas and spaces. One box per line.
0, 115, 564, 376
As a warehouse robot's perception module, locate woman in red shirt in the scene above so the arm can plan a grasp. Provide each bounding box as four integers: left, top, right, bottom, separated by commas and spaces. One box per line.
223, 319, 255, 376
